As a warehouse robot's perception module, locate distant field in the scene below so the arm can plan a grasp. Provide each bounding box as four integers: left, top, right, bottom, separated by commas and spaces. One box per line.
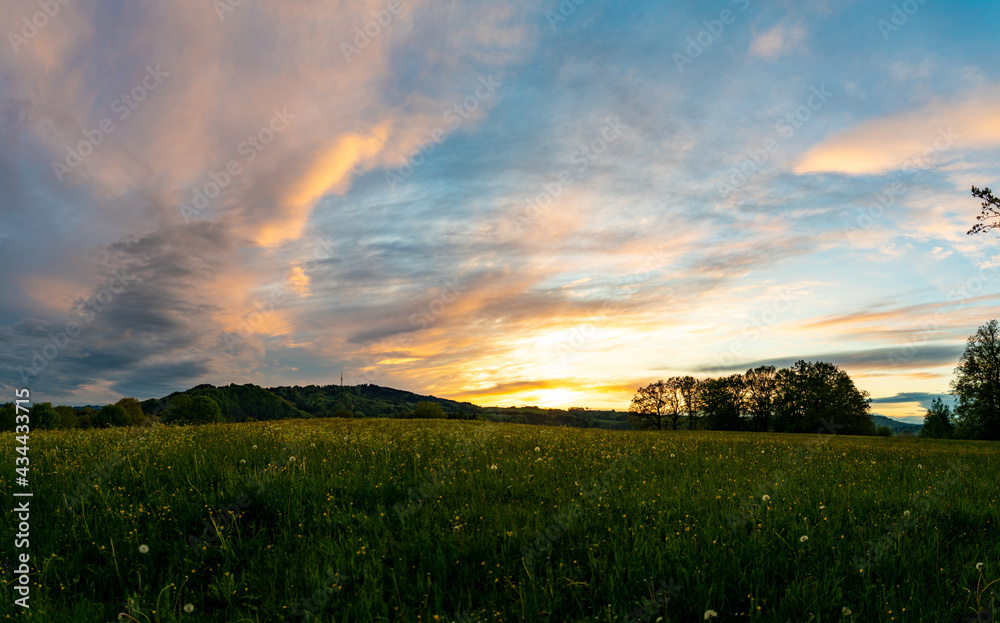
1, 420, 997, 622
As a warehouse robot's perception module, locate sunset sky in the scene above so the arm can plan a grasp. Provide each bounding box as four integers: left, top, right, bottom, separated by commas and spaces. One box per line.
2, 1, 1000, 422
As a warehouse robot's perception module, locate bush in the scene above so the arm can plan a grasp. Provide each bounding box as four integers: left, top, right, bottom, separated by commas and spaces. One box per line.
187, 396, 224, 424
412, 401, 447, 419
334, 409, 354, 419
30, 403, 61, 430
93, 404, 130, 428
876, 425, 893, 437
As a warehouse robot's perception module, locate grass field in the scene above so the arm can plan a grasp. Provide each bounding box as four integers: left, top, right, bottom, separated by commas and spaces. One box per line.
1, 419, 998, 622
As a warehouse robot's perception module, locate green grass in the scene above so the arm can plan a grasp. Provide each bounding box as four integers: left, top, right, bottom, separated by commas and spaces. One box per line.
1, 419, 998, 622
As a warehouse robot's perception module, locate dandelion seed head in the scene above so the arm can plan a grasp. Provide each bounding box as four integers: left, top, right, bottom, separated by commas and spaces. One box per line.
183, 603, 194, 613
138, 544, 149, 554
799, 535, 808, 542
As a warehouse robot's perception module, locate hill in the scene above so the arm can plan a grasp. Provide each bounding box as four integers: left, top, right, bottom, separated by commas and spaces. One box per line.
873, 414, 922, 435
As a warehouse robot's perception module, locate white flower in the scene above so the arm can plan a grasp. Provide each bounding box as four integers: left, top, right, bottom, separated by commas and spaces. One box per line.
288, 456, 296, 462
704, 610, 718, 620
252, 445, 258, 450
799, 535, 808, 543
842, 606, 852, 616
762, 495, 770, 502
490, 464, 498, 470
535, 447, 541, 452
819, 505, 825, 510
183, 603, 194, 613
138, 544, 149, 554
670, 453, 675, 458
977, 562, 984, 571
917, 464, 922, 469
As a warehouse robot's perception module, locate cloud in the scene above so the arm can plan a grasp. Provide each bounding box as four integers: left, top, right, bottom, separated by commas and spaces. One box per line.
696, 344, 964, 375
749, 22, 805, 61
795, 87, 1000, 175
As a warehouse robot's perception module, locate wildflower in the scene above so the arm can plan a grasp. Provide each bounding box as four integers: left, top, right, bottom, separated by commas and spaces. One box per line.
183, 603, 194, 613
535, 447, 541, 452
762, 495, 770, 502
252, 445, 258, 450
704, 610, 718, 620
139, 544, 149, 554
977, 562, 984, 571
819, 505, 825, 510
288, 456, 296, 462
670, 453, 675, 458
917, 464, 922, 469
490, 464, 498, 470
799, 535, 808, 543
842, 606, 852, 616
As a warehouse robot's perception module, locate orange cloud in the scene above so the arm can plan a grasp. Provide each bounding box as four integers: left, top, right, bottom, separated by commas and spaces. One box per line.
796, 87, 1000, 175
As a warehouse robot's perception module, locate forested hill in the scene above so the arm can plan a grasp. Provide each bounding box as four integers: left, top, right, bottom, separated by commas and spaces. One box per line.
267, 383, 481, 419
135, 382, 630, 428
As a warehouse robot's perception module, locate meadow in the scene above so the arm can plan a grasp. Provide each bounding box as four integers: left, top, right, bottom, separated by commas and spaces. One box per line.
1, 419, 998, 622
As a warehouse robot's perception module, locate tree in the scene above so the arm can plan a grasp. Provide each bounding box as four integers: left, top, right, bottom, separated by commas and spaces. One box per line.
115, 397, 147, 426
951, 320, 1000, 440
412, 401, 446, 419
699, 375, 745, 431
743, 365, 778, 432
967, 186, 1000, 236
187, 396, 224, 424
93, 404, 130, 428
163, 394, 193, 425
918, 397, 954, 439
0, 403, 15, 431
627, 380, 677, 431
876, 425, 893, 437
334, 409, 354, 419
29, 402, 60, 430
676, 376, 700, 430
772, 361, 875, 435
53, 405, 79, 429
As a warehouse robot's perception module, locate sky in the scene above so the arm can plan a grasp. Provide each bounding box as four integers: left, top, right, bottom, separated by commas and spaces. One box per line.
2, 0, 1000, 423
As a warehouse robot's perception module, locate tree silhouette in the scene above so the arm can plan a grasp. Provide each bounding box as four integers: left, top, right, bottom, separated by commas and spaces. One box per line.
627, 380, 676, 430
967, 186, 1000, 236
952, 319, 1000, 440
918, 397, 954, 439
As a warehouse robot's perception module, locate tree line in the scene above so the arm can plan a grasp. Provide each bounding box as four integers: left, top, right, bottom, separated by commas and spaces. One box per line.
628, 360, 877, 435
631, 319, 1000, 442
